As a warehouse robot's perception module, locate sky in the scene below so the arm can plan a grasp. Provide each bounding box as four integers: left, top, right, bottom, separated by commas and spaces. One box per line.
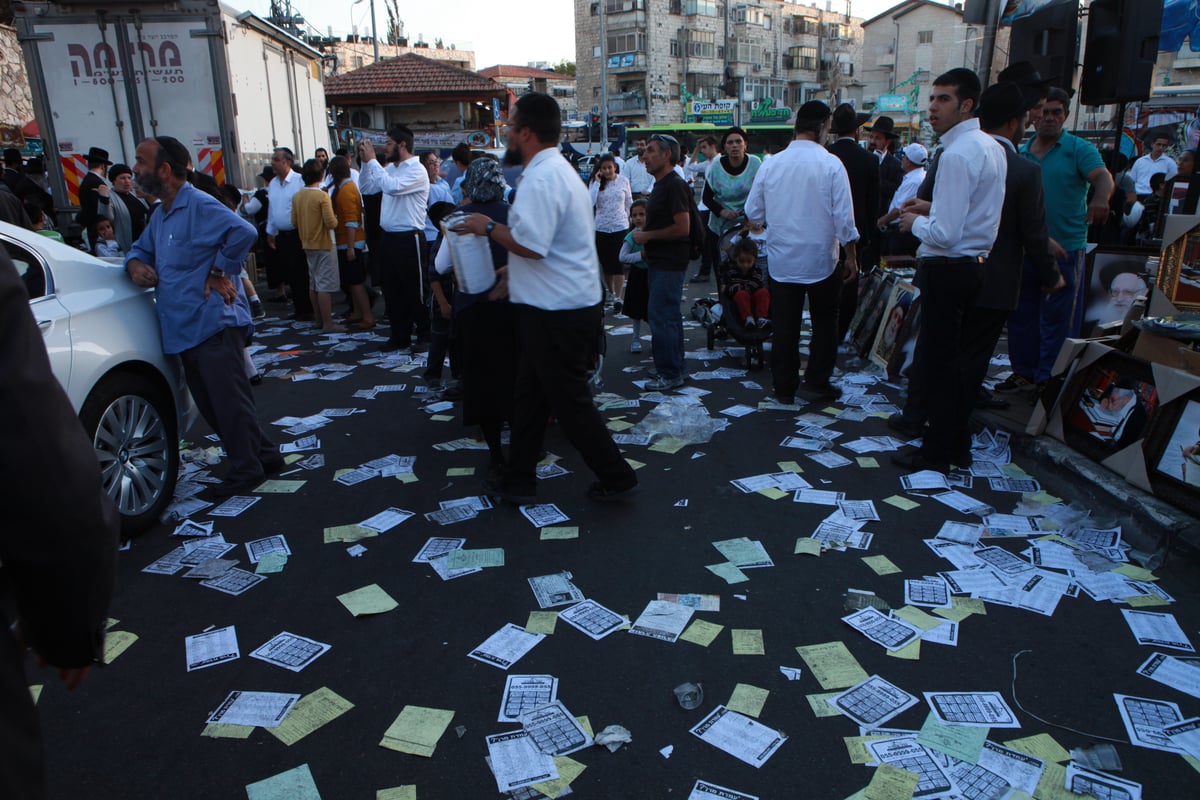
243, 0, 914, 71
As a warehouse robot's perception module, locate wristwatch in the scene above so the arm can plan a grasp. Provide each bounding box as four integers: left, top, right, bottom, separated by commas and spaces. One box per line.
209, 267, 226, 279
484, 221, 497, 237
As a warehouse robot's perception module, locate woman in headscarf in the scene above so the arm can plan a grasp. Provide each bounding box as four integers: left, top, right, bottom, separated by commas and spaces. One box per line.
700, 127, 762, 271
434, 157, 516, 480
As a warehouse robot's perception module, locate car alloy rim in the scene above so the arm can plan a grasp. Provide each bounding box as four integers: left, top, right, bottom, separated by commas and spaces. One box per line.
92, 395, 171, 516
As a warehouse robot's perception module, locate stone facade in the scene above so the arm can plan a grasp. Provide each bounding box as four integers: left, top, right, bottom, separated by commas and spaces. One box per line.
860, 1, 1009, 128
574, 0, 865, 128
325, 40, 475, 74
0, 24, 35, 128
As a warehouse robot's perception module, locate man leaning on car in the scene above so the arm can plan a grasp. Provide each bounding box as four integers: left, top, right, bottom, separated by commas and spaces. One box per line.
124, 136, 283, 496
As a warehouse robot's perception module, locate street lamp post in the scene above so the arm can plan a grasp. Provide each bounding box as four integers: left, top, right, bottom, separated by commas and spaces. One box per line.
599, 0, 609, 152
353, 0, 380, 63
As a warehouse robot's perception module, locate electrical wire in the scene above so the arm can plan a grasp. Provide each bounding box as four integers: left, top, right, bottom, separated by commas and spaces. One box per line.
1010, 650, 1128, 745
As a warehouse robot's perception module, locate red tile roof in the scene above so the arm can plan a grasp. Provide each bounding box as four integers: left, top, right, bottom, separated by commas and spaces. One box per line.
478, 64, 570, 81
325, 52, 505, 102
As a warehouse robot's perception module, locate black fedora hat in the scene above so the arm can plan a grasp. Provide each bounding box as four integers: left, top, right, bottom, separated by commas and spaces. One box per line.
831, 103, 872, 134
865, 116, 900, 139
85, 146, 112, 165
259, 165, 275, 182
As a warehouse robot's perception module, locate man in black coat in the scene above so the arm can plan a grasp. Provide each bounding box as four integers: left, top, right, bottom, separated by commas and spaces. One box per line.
827, 104, 880, 340
866, 116, 904, 212
76, 146, 113, 232
1, 149, 52, 217
0, 249, 119, 800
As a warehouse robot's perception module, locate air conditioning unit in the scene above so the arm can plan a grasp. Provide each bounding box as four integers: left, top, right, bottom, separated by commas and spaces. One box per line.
752, 63, 761, 72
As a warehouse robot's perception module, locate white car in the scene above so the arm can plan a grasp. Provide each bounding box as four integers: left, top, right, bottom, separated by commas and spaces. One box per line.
3, 222, 195, 535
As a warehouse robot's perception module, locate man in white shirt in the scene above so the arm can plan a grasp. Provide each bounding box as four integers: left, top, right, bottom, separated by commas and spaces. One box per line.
623, 135, 654, 197
897, 68, 1007, 472
686, 136, 720, 282
265, 147, 312, 321
1129, 133, 1177, 199
453, 93, 637, 504
358, 125, 430, 352
744, 101, 859, 404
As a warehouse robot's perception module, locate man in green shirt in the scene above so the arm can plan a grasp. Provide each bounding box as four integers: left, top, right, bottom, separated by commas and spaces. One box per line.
997, 87, 1113, 394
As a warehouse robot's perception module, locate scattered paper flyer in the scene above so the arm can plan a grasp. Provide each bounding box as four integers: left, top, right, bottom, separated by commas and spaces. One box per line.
829, 675, 919, 728
1065, 762, 1142, 800
658, 593, 720, 612
558, 599, 626, 640
864, 737, 954, 798
628, 599, 694, 643
904, 577, 953, 609
687, 780, 758, 800
689, 705, 787, 768
358, 507, 414, 532
185, 625, 239, 671
485, 730, 559, 793
209, 496, 261, 517
207, 690, 299, 728
923, 691, 1021, 727
245, 534, 290, 564
201, 569, 266, 596
974, 741, 1044, 795
413, 537, 467, 563
468, 623, 545, 669
1114, 694, 1185, 753
1121, 609, 1195, 652
499, 674, 558, 723
250, 632, 331, 672
528, 572, 586, 609
520, 700, 593, 756
519, 504, 570, 528
1136, 653, 1200, 699
843, 607, 922, 651
380, 705, 454, 757
424, 506, 476, 525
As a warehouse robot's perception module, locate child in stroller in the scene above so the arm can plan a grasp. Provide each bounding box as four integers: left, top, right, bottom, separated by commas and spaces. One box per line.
700, 225, 771, 369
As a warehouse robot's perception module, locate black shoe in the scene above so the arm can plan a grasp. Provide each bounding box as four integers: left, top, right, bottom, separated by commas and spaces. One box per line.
287, 312, 315, 322
891, 449, 949, 474
586, 479, 638, 503
975, 390, 1009, 410
482, 478, 536, 506
689, 274, 710, 283
801, 381, 840, 401
249, 373, 263, 386
612, 301, 623, 315
951, 451, 974, 469
381, 340, 411, 353
263, 456, 285, 475
211, 475, 263, 498
886, 414, 925, 439
249, 299, 266, 320
772, 393, 795, 405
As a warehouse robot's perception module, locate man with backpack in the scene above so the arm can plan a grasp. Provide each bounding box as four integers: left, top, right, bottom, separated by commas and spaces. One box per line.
744, 101, 859, 403
632, 133, 698, 391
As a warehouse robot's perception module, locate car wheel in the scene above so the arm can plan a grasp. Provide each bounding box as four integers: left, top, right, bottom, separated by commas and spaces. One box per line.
79, 372, 179, 537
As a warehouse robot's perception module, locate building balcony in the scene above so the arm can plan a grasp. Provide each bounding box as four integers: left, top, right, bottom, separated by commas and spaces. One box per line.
606, 52, 647, 73
607, 93, 647, 113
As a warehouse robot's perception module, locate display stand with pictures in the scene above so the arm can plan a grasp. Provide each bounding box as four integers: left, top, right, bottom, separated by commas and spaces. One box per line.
1082, 247, 1153, 338
1043, 341, 1200, 495
1143, 390, 1200, 506
869, 279, 918, 372
1156, 212, 1200, 314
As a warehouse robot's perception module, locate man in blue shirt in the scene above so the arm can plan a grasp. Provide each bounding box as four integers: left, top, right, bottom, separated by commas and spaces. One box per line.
125, 136, 282, 496
997, 87, 1113, 396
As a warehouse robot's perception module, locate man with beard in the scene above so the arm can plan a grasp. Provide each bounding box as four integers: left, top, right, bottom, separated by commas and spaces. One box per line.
453, 93, 637, 504
358, 125, 430, 353
265, 147, 314, 322
124, 136, 282, 496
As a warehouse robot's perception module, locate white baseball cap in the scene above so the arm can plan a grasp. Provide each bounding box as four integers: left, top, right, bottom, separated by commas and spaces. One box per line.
901, 143, 928, 166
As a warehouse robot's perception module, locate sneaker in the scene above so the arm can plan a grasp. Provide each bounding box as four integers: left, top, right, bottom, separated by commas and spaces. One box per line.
755, 317, 769, 329
689, 273, 710, 283
612, 300, 623, 316
629, 339, 643, 354
249, 298, 266, 320
644, 375, 685, 390
993, 374, 1035, 393
482, 478, 536, 506
744, 315, 756, 328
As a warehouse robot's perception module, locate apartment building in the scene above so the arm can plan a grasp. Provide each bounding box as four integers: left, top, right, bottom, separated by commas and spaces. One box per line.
574, 0, 865, 127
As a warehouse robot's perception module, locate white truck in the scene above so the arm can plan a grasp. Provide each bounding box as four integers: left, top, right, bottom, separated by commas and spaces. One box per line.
13, 0, 330, 226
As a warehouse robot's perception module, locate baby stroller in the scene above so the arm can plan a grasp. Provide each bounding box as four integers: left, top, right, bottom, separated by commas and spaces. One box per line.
695, 225, 771, 370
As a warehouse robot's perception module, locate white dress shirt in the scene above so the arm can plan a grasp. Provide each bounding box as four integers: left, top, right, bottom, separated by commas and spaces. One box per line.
743, 139, 859, 284
425, 178, 454, 242
507, 148, 603, 310
1128, 152, 1178, 195
912, 118, 1007, 258
358, 156, 430, 232
623, 156, 654, 194
265, 169, 303, 235
888, 167, 926, 214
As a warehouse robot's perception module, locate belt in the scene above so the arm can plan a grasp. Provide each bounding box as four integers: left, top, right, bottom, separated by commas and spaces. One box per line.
917, 255, 985, 265
381, 228, 422, 236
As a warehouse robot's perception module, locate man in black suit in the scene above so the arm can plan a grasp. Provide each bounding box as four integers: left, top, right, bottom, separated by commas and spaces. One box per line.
0, 248, 119, 800
1, 149, 52, 217
889, 82, 1062, 438
827, 104, 879, 340
866, 116, 904, 213
76, 146, 113, 231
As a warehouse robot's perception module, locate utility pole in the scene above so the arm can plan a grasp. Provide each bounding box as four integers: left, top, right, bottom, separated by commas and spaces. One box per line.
599, 1, 609, 150
370, 0, 379, 62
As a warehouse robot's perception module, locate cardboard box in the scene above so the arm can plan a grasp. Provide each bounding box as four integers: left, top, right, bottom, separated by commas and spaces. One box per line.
1132, 330, 1200, 374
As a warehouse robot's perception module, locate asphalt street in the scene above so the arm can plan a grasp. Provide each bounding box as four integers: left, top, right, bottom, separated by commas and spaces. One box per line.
33, 282, 1200, 799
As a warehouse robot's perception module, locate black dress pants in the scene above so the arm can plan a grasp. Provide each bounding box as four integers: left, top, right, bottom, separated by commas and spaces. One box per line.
274, 229, 311, 316
912, 259, 984, 462
768, 269, 841, 400
377, 230, 425, 348
507, 303, 635, 496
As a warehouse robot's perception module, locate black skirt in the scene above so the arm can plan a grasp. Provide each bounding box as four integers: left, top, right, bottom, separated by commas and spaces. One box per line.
456, 300, 518, 426
623, 266, 649, 321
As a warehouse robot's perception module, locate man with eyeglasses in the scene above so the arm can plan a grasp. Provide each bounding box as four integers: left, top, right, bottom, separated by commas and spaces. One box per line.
633, 133, 693, 391
994, 87, 1112, 399
452, 93, 637, 504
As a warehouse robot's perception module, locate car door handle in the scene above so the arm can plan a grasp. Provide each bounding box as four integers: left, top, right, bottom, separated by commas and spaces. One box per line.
37, 319, 52, 332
